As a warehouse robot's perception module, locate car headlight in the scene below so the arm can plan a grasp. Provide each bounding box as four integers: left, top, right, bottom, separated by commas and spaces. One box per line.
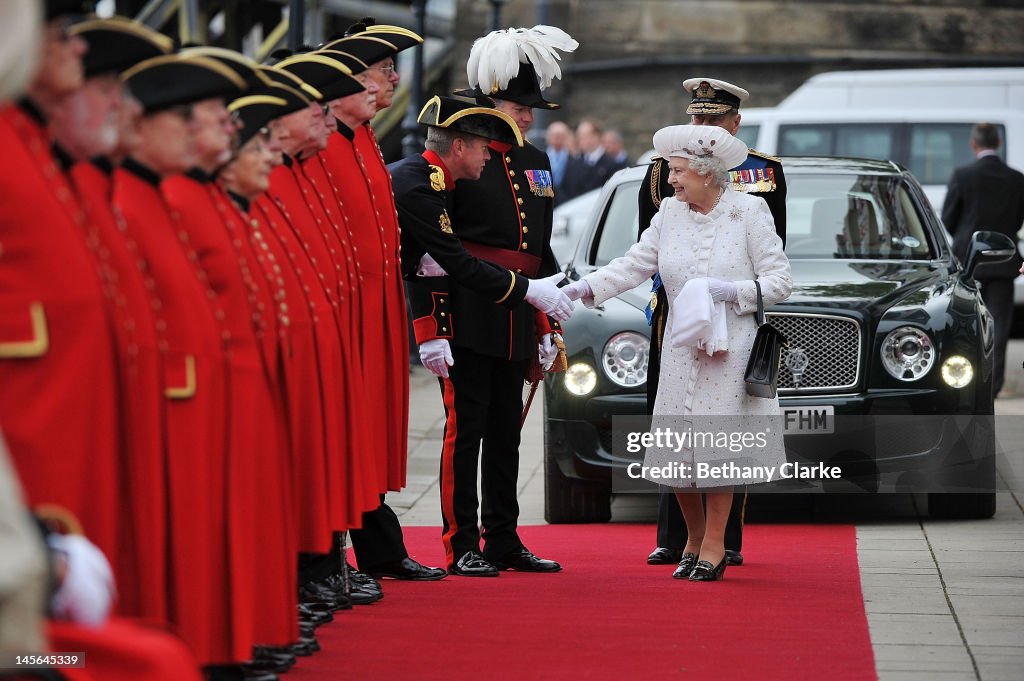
602, 332, 649, 388
940, 355, 974, 388
880, 326, 935, 381
564, 362, 598, 396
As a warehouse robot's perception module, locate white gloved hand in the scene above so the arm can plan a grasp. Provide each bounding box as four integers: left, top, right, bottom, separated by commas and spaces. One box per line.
525, 272, 574, 321
48, 534, 116, 627
419, 339, 454, 378
706, 277, 738, 302
561, 279, 593, 302
539, 333, 558, 370
416, 253, 448, 277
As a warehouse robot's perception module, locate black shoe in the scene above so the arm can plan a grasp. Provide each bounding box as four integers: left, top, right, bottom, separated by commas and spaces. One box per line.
288, 637, 317, 657
488, 547, 561, 573
345, 563, 382, 590
249, 647, 295, 674
449, 550, 499, 577
367, 556, 448, 581
350, 583, 383, 605
725, 550, 744, 566
299, 583, 340, 610
298, 602, 333, 625
688, 556, 728, 582
671, 553, 698, 580
647, 547, 683, 565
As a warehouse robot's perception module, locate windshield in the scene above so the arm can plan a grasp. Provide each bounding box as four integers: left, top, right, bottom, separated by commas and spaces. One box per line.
589, 172, 936, 266
785, 173, 936, 260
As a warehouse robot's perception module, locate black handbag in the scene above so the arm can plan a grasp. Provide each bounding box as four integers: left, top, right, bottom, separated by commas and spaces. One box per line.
744, 280, 788, 398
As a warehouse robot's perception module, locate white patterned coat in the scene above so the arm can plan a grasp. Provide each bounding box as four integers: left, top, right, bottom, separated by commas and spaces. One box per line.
582, 189, 792, 488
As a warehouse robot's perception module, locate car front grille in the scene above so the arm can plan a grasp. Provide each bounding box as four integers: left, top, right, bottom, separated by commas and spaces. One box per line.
767, 313, 861, 393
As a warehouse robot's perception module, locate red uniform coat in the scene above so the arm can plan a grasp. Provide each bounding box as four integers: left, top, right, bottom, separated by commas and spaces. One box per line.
321, 124, 409, 491
242, 195, 333, 550
112, 160, 237, 664
265, 159, 376, 526
68, 159, 168, 624
0, 104, 121, 566
161, 174, 297, 648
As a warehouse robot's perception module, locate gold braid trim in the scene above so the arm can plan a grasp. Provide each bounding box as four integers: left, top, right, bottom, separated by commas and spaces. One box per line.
649, 159, 663, 209
496, 271, 517, 304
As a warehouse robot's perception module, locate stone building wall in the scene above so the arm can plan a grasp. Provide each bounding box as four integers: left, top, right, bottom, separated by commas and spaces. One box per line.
453, 0, 1024, 158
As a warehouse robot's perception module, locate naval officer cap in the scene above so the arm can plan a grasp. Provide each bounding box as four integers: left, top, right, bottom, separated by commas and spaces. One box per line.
417, 95, 523, 147
683, 77, 749, 115
653, 124, 748, 171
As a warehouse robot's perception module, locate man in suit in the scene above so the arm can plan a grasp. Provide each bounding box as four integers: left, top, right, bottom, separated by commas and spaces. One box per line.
545, 120, 573, 204
943, 122, 1024, 396
562, 117, 628, 201
640, 77, 787, 569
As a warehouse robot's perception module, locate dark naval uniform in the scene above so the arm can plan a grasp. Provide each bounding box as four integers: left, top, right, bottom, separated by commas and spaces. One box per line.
429, 139, 561, 567
639, 149, 787, 556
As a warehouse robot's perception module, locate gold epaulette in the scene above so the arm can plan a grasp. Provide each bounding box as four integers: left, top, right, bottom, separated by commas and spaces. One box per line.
748, 148, 781, 163
649, 157, 667, 207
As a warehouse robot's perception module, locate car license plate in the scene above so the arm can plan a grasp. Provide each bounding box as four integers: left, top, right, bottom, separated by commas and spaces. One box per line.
782, 406, 834, 434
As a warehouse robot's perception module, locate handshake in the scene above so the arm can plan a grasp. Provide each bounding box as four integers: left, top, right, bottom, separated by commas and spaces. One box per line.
416, 253, 590, 322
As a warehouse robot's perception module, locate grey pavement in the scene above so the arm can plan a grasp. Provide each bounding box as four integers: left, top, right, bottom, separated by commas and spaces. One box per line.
388, 342, 1024, 681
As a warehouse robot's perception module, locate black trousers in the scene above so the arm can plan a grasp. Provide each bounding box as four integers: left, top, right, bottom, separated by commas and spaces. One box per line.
655, 487, 746, 552
980, 278, 1014, 395
350, 495, 408, 570
438, 347, 527, 566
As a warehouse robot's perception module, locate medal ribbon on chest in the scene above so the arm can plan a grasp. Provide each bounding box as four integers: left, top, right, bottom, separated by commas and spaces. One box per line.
525, 169, 554, 198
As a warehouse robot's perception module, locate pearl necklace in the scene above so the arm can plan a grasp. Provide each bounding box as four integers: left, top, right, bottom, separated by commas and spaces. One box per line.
691, 187, 725, 215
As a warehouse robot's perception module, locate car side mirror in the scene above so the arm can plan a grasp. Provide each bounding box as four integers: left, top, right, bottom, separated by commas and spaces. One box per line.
962, 230, 1016, 281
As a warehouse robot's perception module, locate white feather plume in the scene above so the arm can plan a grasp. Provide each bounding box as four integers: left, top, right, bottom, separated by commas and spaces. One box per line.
466, 25, 579, 93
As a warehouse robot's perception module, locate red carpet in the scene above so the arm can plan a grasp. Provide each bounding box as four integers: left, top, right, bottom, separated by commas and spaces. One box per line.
288, 524, 876, 681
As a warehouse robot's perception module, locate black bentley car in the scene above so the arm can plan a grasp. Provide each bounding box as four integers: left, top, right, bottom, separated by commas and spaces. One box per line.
545, 157, 1014, 522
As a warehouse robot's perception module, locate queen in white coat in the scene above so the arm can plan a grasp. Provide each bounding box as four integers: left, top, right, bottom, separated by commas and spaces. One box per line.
563, 125, 792, 581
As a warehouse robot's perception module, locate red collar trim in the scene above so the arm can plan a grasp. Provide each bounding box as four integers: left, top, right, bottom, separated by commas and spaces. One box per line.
422, 150, 454, 190
488, 141, 513, 154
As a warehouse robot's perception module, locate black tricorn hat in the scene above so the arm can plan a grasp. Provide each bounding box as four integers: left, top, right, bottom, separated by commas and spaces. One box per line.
273, 54, 364, 101
320, 35, 398, 68
46, 0, 95, 20
315, 49, 369, 76
121, 55, 247, 114
180, 46, 271, 90
454, 62, 558, 110
228, 93, 298, 148
340, 18, 423, 54
258, 66, 323, 101
417, 95, 523, 147
69, 17, 173, 78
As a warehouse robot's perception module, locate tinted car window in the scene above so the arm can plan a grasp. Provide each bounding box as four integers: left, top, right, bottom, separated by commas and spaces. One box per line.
593, 180, 642, 265
908, 123, 1006, 185
735, 125, 759, 148
778, 123, 1008, 187
779, 124, 897, 160
785, 173, 935, 260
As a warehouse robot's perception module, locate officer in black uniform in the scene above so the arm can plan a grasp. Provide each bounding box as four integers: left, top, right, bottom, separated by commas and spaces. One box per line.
412, 26, 577, 577
390, 95, 574, 324
640, 78, 787, 568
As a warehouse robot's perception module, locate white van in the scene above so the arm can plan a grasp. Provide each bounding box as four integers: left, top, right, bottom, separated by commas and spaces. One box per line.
736, 68, 1024, 212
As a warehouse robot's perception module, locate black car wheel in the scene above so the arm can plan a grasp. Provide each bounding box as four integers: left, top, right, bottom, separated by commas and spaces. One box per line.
543, 430, 612, 524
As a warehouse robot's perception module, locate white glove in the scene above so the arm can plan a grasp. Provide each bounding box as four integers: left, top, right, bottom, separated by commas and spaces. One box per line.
48, 534, 116, 627
419, 339, 454, 378
525, 272, 574, 321
561, 279, 593, 302
417, 253, 448, 277
539, 333, 558, 370
706, 277, 738, 302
